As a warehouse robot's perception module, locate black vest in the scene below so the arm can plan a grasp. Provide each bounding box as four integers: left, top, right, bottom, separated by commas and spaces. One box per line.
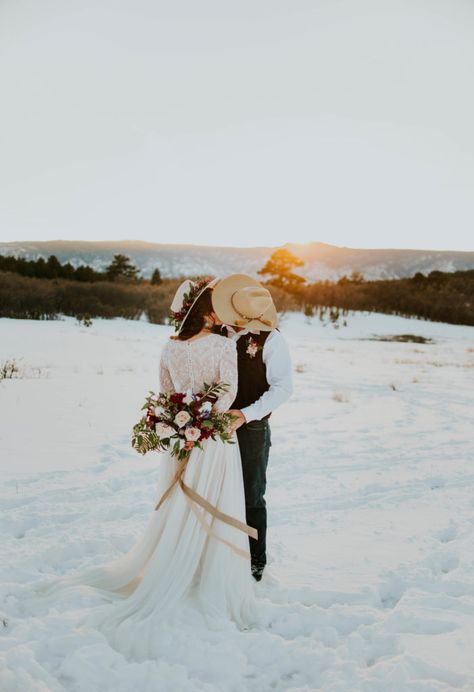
231, 331, 271, 419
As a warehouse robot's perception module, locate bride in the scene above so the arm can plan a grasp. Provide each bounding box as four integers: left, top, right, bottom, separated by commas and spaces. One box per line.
37, 277, 259, 659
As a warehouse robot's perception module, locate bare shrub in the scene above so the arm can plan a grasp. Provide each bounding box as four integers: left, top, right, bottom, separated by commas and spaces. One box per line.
76, 313, 93, 327
0, 360, 48, 380
264, 284, 301, 314
0, 271, 181, 324
0, 359, 20, 379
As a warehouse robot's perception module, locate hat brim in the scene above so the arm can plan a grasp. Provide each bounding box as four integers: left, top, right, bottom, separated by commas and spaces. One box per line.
177, 277, 218, 334
211, 274, 277, 332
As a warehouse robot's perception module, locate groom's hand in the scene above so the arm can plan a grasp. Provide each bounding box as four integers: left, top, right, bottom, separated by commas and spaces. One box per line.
228, 409, 246, 433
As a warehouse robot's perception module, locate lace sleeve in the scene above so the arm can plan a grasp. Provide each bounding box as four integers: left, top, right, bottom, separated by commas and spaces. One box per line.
159, 342, 175, 394
214, 338, 238, 412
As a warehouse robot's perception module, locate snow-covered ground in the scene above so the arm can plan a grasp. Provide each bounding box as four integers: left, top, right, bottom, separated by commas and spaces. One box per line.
1, 311, 474, 691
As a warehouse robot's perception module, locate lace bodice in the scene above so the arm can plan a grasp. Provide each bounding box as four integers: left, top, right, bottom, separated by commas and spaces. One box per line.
159, 334, 238, 412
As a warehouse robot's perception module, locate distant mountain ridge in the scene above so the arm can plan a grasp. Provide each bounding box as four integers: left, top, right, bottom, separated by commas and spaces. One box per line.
1, 240, 473, 281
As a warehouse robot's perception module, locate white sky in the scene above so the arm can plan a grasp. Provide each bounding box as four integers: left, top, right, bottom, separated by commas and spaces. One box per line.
1, 0, 473, 251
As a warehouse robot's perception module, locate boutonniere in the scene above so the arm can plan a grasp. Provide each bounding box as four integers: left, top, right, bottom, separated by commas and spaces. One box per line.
246, 336, 262, 358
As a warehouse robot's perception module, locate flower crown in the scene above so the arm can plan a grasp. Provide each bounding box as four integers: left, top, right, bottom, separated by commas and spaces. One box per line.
169, 277, 213, 332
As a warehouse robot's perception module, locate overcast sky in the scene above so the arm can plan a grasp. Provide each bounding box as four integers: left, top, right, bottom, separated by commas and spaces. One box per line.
1, 0, 473, 250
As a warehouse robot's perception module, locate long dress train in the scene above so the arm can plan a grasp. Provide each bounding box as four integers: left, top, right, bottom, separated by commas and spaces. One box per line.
36, 334, 259, 659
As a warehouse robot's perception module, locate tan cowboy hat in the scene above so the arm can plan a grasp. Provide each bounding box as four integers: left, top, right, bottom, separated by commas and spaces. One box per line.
212, 274, 277, 331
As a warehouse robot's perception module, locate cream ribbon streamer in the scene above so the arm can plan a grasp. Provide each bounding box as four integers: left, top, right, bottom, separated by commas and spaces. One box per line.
154, 452, 258, 560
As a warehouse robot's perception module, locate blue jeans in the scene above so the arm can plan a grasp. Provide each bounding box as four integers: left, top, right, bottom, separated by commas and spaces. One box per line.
236, 418, 272, 566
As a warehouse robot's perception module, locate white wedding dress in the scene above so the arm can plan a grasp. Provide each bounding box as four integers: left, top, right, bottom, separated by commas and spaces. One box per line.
37, 333, 258, 659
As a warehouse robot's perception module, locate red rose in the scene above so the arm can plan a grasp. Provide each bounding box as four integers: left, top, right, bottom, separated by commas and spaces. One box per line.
200, 427, 214, 440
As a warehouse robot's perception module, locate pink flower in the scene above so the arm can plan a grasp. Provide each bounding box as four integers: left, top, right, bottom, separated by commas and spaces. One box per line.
155, 423, 175, 438
184, 426, 201, 442
246, 337, 259, 358
174, 410, 191, 428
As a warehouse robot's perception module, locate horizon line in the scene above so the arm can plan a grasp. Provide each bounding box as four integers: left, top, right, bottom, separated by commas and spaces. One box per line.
1, 238, 474, 254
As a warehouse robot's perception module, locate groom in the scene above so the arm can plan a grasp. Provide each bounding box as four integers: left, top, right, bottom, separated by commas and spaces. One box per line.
212, 275, 293, 582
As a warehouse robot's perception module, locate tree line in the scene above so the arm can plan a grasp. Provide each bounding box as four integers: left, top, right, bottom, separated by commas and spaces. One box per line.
0, 253, 163, 285
258, 248, 474, 326
0, 248, 473, 326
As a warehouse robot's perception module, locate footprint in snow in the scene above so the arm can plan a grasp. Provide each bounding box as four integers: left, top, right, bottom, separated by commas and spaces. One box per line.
426, 551, 460, 575
433, 524, 458, 544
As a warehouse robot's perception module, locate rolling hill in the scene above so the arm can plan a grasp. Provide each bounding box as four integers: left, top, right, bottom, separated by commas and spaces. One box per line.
1, 240, 473, 281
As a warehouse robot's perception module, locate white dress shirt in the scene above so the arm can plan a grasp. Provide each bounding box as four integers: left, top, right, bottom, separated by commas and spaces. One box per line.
226, 326, 293, 423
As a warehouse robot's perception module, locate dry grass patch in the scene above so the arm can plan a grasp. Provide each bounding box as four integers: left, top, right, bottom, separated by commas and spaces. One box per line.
0, 359, 20, 379
332, 391, 351, 403
395, 358, 474, 369
366, 334, 434, 344
0, 359, 47, 380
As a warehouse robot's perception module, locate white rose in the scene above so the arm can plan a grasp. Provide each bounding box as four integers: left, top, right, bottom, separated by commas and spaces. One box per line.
154, 406, 165, 417
155, 423, 175, 438
174, 410, 191, 428
184, 427, 201, 442
200, 401, 212, 414
183, 390, 194, 405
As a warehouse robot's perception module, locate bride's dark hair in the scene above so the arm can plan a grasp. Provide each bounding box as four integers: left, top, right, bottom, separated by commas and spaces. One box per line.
175, 287, 218, 341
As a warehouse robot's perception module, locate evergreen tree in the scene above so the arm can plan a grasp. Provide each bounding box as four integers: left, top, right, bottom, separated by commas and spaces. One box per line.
349, 271, 365, 284
105, 254, 139, 282
411, 272, 426, 284
46, 255, 62, 278
150, 268, 162, 285
75, 265, 98, 282
34, 257, 48, 278
258, 248, 305, 292
62, 262, 75, 280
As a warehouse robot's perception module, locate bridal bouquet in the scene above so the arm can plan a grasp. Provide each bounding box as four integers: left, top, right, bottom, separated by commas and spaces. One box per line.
132, 382, 237, 461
